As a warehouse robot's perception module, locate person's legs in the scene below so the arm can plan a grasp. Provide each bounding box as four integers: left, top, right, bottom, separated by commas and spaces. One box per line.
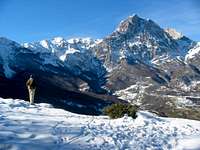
31, 89, 36, 104
28, 88, 35, 104
28, 88, 31, 104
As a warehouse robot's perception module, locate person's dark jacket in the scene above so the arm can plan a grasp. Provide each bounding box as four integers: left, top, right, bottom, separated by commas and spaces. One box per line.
26, 78, 36, 89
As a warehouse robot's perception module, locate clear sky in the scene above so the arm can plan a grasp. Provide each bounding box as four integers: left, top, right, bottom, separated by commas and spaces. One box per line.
0, 0, 199, 43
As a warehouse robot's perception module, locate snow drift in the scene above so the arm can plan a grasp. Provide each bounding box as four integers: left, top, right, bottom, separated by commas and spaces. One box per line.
0, 98, 200, 150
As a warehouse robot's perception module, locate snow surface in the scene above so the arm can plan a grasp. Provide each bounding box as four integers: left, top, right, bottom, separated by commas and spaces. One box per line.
114, 84, 145, 105
185, 42, 200, 60
0, 98, 200, 150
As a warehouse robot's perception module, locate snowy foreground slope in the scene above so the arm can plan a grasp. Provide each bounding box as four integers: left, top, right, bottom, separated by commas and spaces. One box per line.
0, 98, 200, 150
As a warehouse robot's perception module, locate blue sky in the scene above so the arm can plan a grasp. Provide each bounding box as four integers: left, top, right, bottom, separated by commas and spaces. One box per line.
0, 0, 199, 43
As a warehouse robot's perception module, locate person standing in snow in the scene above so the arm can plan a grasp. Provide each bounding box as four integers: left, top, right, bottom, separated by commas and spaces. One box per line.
26, 75, 36, 104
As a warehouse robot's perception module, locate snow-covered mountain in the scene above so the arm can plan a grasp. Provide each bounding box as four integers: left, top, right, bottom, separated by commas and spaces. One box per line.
23, 15, 195, 73
0, 15, 200, 119
92, 15, 194, 70
23, 37, 107, 93
185, 42, 200, 62
0, 37, 120, 115
0, 97, 200, 150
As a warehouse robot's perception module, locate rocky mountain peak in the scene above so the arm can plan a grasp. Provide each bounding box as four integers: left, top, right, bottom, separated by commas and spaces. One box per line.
116, 15, 144, 33
165, 28, 183, 40
115, 15, 161, 35
52, 37, 67, 47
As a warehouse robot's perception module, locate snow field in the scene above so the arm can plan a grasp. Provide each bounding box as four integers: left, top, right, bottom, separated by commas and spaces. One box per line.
0, 98, 200, 150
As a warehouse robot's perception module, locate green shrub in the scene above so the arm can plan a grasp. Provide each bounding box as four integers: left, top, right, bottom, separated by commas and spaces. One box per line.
103, 103, 138, 119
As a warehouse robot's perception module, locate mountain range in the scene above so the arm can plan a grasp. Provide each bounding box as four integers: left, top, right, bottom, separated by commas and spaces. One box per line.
0, 15, 200, 119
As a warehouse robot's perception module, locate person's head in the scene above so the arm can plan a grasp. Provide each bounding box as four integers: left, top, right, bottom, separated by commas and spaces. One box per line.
30, 75, 33, 79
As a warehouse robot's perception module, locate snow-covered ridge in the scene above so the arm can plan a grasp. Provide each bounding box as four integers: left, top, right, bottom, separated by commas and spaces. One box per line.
23, 37, 102, 61
185, 42, 200, 60
0, 97, 200, 150
21, 15, 194, 72
23, 37, 107, 89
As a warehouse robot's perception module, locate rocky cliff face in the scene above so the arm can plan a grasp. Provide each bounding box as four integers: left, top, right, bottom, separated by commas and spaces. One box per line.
92, 15, 194, 70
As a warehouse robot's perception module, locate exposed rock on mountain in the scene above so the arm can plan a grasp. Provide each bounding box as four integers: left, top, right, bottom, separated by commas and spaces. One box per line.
165, 28, 183, 40
92, 15, 194, 70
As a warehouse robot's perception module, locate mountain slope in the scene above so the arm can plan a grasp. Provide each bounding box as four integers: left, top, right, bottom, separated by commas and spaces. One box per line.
0, 37, 123, 115
0, 37, 21, 78
92, 15, 194, 70
23, 37, 107, 92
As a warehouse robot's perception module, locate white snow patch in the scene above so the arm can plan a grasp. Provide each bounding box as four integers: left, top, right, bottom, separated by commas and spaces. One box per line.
175, 97, 195, 107
52, 37, 65, 45
185, 42, 200, 60
95, 39, 103, 44
114, 83, 150, 105
176, 136, 200, 150
2, 63, 15, 78
59, 45, 80, 62
40, 40, 50, 49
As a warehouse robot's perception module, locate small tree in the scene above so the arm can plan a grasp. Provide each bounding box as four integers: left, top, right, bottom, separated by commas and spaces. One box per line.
103, 103, 138, 119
